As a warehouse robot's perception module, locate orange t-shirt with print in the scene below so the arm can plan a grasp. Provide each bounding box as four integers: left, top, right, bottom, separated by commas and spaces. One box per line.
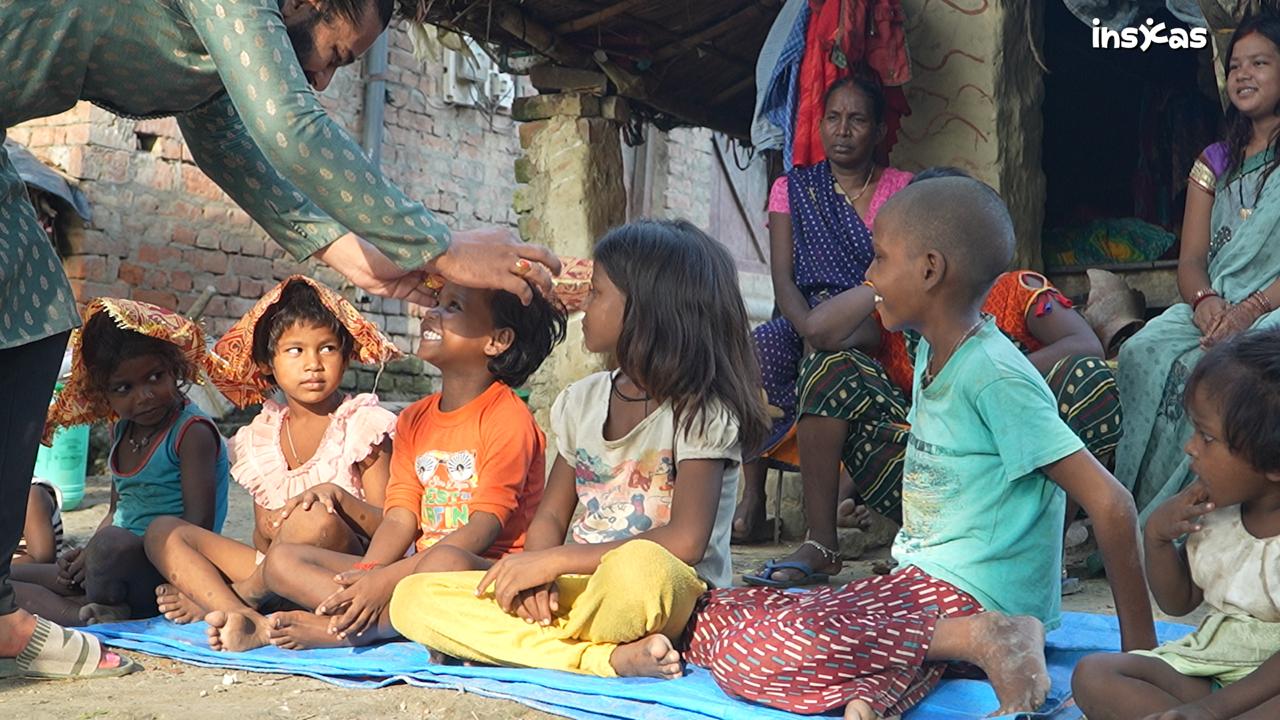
383, 382, 545, 556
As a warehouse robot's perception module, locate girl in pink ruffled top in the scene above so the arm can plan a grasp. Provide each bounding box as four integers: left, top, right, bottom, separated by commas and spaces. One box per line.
143, 277, 401, 652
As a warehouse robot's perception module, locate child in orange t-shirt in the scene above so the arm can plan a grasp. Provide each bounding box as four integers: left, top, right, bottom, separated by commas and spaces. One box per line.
386, 379, 544, 559
258, 280, 567, 649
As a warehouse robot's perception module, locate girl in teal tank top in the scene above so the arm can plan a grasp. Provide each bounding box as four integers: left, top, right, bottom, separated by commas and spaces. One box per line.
11, 299, 228, 626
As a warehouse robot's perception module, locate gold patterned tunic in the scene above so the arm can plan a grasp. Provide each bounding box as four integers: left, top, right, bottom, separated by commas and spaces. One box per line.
0, 0, 452, 349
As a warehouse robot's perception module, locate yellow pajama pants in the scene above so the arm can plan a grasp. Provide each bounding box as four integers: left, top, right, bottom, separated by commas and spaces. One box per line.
388, 539, 706, 676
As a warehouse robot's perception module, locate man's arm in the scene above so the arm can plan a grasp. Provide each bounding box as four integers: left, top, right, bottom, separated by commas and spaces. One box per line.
178, 0, 450, 270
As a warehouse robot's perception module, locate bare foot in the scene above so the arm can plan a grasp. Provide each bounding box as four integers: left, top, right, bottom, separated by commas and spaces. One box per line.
267, 610, 347, 650
837, 499, 872, 530
205, 609, 273, 652
969, 613, 1049, 716
731, 492, 769, 544
79, 602, 130, 625
609, 634, 682, 679
155, 584, 206, 624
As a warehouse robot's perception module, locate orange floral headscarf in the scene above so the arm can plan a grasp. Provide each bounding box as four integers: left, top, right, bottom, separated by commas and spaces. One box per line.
553, 257, 594, 313
210, 276, 402, 408
44, 298, 213, 444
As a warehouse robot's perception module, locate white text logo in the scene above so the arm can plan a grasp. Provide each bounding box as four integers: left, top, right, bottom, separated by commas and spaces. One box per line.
1091, 18, 1209, 51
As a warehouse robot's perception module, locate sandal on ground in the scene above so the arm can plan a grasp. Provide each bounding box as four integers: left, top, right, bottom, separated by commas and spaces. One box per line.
0, 616, 140, 679
742, 538, 842, 588
742, 560, 832, 588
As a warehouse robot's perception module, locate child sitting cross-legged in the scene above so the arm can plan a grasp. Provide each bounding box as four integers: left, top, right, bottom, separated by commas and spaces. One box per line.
257, 279, 567, 650
1073, 328, 1280, 720
144, 277, 401, 652
387, 219, 772, 679
13, 299, 229, 635
683, 176, 1157, 719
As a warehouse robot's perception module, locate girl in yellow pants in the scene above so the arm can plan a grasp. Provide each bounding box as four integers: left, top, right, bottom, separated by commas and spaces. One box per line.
388, 220, 771, 678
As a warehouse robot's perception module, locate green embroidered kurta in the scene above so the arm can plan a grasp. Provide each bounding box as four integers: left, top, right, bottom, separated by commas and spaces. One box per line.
0, 0, 452, 349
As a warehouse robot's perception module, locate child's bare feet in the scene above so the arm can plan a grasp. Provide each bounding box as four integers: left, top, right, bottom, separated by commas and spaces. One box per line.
267, 610, 347, 650
205, 609, 272, 652
78, 602, 130, 625
969, 613, 1049, 715
155, 584, 206, 624
609, 634, 683, 679
836, 499, 872, 530
229, 567, 270, 608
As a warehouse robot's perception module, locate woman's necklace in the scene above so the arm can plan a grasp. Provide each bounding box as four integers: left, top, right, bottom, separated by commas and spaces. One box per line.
1235, 143, 1273, 220
923, 318, 985, 387
1239, 167, 1257, 220
842, 165, 876, 203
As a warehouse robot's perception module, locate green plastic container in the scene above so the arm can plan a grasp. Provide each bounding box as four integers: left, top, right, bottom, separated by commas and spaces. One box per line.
33, 384, 87, 510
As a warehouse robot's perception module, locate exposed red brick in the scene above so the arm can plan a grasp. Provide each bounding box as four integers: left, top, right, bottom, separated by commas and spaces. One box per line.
132, 288, 178, 310
169, 270, 193, 292
62, 255, 106, 280
117, 261, 146, 287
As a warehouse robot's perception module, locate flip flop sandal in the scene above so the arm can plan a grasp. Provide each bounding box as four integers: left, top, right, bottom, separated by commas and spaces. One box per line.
0, 616, 140, 680
742, 560, 832, 588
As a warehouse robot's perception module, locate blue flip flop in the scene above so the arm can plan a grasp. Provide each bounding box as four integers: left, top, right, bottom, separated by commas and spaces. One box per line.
742, 559, 832, 588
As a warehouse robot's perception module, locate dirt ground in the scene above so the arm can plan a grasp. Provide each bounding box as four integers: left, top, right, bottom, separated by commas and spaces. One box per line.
1, 475, 1199, 720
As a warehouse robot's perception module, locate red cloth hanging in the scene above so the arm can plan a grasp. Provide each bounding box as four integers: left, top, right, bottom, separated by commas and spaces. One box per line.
791, 0, 911, 169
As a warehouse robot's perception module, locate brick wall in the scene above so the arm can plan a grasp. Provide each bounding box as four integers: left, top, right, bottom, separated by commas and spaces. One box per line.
656, 127, 716, 229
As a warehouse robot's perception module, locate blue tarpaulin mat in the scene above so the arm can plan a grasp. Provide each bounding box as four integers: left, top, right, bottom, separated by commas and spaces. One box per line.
86, 612, 1193, 719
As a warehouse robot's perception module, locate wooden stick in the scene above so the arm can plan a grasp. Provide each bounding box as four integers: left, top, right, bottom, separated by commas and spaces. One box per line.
550, 0, 755, 71
653, 1, 772, 62
710, 75, 754, 106
556, 0, 653, 34
493, 3, 593, 68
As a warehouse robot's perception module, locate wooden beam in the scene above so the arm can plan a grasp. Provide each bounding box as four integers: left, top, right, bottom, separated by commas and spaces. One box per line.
550, 0, 756, 72
556, 0, 653, 34
493, 3, 594, 68
653, 1, 770, 62
710, 75, 754, 106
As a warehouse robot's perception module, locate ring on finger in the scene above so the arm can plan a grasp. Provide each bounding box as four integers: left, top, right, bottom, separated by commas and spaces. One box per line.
513, 258, 533, 276
422, 274, 444, 298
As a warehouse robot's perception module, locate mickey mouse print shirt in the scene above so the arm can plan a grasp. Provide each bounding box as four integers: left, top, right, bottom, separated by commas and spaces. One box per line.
550, 371, 743, 588
383, 382, 545, 557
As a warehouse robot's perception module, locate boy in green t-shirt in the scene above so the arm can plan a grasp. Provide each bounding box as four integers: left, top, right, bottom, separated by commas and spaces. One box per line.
684, 177, 1156, 719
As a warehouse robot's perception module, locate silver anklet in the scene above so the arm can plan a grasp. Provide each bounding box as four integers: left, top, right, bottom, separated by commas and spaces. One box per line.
803, 537, 841, 564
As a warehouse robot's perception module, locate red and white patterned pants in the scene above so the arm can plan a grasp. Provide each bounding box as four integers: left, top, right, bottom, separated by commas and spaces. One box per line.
683, 566, 982, 715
